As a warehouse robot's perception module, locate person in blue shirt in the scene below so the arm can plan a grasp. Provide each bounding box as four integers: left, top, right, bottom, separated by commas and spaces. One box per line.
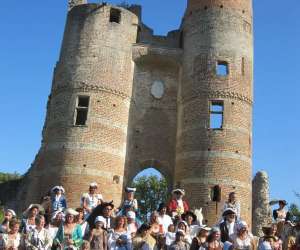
51, 185, 67, 213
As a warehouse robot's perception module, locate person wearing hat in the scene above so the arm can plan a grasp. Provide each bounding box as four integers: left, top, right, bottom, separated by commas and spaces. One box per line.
0, 209, 16, 233
51, 185, 67, 214
54, 208, 83, 249
190, 225, 211, 250
182, 211, 197, 227
273, 200, 291, 237
46, 210, 65, 239
157, 203, 173, 235
223, 192, 241, 221
119, 187, 138, 217
219, 208, 238, 243
181, 211, 200, 241
176, 220, 192, 245
88, 216, 108, 250
127, 211, 139, 237
21, 204, 45, 234
169, 230, 190, 250
168, 189, 189, 219
81, 182, 103, 218
231, 221, 256, 250
273, 200, 291, 222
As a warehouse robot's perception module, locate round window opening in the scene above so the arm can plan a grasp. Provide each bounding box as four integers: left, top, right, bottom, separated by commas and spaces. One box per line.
151, 80, 165, 99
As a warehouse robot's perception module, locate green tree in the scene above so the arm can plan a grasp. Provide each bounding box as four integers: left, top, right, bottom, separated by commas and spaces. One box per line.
0, 172, 21, 184
0, 203, 4, 223
132, 175, 169, 222
289, 192, 300, 222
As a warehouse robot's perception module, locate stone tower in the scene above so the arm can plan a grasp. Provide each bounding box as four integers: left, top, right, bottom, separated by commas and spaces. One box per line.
9, 0, 254, 224
252, 171, 273, 236
175, 0, 253, 225
19, 3, 138, 207
68, 0, 87, 11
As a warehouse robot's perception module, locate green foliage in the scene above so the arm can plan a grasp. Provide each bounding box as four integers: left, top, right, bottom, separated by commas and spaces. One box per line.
0, 172, 21, 184
0, 206, 3, 223
132, 175, 169, 221
289, 192, 300, 222
289, 203, 300, 218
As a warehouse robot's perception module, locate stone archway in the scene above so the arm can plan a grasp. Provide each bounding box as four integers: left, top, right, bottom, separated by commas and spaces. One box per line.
125, 159, 173, 192
127, 163, 172, 220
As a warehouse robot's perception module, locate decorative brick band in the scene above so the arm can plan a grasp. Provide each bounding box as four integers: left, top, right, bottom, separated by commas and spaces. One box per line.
46, 117, 128, 134
177, 150, 251, 164
43, 142, 126, 159
52, 82, 133, 102
62, 166, 124, 181
180, 90, 253, 106
177, 123, 251, 138
181, 177, 251, 189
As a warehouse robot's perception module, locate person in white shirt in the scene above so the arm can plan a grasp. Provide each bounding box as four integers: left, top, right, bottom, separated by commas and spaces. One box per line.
25, 215, 53, 250
219, 208, 238, 243
231, 221, 255, 250
157, 203, 173, 235
223, 192, 241, 221
127, 211, 139, 237
81, 182, 103, 218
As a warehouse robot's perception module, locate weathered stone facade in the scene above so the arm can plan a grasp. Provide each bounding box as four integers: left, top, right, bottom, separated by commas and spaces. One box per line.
252, 171, 272, 236
13, 0, 253, 225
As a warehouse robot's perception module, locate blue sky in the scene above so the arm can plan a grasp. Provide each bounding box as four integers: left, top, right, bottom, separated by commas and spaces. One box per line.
0, 1, 299, 205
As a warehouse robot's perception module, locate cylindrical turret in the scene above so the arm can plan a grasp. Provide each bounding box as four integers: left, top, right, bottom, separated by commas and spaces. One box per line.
22, 3, 138, 208
175, 0, 253, 225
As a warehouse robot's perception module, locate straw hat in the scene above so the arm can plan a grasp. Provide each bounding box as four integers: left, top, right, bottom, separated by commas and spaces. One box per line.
65, 208, 79, 216
23, 204, 45, 217
6, 209, 16, 217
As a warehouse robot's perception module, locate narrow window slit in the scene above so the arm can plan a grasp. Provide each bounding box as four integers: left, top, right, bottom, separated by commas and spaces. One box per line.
75, 96, 90, 126
110, 8, 121, 23
210, 101, 224, 129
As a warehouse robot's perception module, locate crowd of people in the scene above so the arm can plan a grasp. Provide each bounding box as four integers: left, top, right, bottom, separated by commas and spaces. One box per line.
0, 182, 299, 250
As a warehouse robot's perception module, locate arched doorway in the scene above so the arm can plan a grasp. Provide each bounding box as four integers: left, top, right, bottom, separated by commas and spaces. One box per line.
131, 168, 170, 221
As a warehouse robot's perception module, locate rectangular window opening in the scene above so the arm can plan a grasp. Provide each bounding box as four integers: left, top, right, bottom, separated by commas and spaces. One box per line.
110, 8, 121, 23
75, 96, 90, 126
210, 101, 224, 129
78, 96, 89, 108
217, 61, 229, 76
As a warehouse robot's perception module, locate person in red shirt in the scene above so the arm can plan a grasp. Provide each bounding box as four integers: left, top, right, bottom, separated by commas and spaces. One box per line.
168, 189, 189, 219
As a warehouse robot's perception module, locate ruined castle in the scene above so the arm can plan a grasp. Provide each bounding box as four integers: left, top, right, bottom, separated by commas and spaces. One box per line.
7, 0, 255, 225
